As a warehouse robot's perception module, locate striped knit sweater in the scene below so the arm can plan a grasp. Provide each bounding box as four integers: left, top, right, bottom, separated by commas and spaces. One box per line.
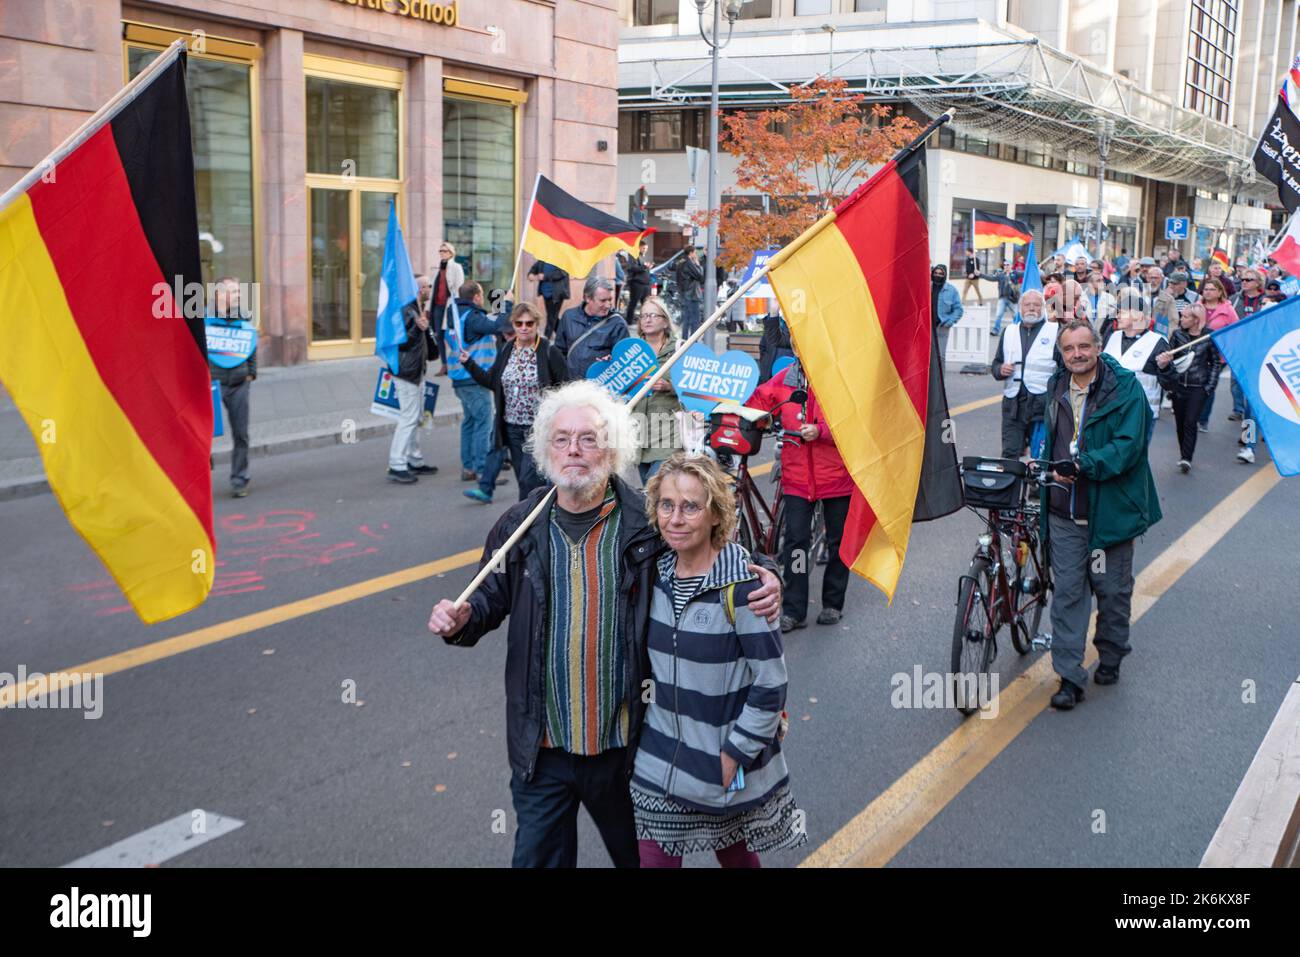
632, 541, 790, 813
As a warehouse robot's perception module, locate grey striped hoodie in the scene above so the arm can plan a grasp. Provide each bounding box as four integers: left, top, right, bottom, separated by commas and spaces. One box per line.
631, 541, 790, 813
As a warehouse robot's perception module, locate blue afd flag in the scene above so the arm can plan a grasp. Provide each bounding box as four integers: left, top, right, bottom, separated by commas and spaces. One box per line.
374, 200, 419, 375
1210, 298, 1300, 476
1019, 238, 1042, 298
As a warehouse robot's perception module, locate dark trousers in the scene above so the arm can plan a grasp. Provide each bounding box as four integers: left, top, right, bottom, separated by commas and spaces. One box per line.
626, 284, 650, 322
480, 422, 543, 500
680, 298, 703, 339
1171, 388, 1208, 461
1000, 391, 1045, 459
1047, 514, 1135, 688
543, 296, 566, 332
220, 378, 251, 489
431, 303, 447, 364
781, 494, 851, 620
508, 746, 639, 868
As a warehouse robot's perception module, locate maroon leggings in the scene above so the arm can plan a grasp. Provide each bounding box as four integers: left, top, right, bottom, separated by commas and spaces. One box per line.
637, 839, 761, 868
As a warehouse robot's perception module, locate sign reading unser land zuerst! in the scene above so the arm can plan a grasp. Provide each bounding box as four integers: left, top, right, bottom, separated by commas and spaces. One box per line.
330, 0, 459, 26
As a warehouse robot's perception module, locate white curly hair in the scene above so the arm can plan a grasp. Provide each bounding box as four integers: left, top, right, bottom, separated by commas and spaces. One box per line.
527, 379, 639, 484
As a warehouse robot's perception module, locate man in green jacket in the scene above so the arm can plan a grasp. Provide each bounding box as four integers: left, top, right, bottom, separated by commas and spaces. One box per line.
1040, 320, 1162, 710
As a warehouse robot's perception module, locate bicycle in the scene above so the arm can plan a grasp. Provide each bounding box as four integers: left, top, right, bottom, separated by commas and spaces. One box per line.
949, 456, 1059, 715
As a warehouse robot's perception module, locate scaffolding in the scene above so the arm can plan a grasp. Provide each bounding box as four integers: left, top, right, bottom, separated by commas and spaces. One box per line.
621, 36, 1268, 196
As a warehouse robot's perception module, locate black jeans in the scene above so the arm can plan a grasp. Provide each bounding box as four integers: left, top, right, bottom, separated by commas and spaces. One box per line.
781, 494, 851, 621
626, 284, 650, 322
480, 421, 544, 500
508, 746, 639, 868
543, 296, 566, 332
1171, 388, 1209, 461
1000, 390, 1046, 459
219, 378, 251, 489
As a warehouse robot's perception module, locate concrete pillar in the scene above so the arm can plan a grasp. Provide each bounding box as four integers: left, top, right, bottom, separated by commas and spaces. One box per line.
407, 55, 444, 273
259, 28, 307, 366
1235, 0, 1266, 134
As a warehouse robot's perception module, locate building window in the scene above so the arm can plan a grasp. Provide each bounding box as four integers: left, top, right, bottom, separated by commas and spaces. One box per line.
307, 78, 400, 179
949, 204, 1009, 276
1185, 0, 1236, 123
444, 96, 517, 296
795, 0, 833, 15
620, 110, 706, 152
739, 0, 774, 19
855, 0, 888, 10
126, 44, 256, 296
632, 0, 678, 26
1019, 213, 1060, 261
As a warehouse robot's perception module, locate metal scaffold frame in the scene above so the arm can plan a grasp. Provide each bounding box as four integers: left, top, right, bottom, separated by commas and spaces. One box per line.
621, 36, 1267, 195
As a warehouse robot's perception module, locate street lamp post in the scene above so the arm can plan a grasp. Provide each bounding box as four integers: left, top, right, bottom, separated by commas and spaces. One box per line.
695, 0, 743, 348
1092, 117, 1114, 258
822, 23, 836, 78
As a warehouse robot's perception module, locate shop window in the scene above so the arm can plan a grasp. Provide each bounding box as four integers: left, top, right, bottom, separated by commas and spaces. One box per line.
307, 78, 400, 179
633, 0, 678, 25
444, 96, 517, 296
126, 45, 255, 294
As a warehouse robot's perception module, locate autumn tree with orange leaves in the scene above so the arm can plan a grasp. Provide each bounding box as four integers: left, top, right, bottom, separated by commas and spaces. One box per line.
694, 77, 920, 272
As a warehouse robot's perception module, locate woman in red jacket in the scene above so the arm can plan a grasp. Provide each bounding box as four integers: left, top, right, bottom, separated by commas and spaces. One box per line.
746, 362, 854, 632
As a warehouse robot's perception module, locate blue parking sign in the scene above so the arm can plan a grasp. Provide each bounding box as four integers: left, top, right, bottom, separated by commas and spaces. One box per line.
1164, 217, 1189, 240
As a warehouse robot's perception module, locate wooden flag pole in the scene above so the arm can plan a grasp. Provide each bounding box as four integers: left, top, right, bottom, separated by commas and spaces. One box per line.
503, 173, 542, 305
449, 109, 958, 610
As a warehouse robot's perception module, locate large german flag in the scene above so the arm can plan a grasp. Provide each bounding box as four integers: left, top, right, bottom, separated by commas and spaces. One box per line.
973, 209, 1033, 249
766, 139, 961, 601
0, 48, 214, 624
521, 175, 654, 278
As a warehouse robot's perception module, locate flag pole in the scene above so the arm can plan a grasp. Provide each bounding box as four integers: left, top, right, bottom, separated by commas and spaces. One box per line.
0, 40, 188, 216
504, 173, 542, 305
446, 109, 957, 610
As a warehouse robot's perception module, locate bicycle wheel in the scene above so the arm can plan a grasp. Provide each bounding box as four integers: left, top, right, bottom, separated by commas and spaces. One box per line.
1010, 537, 1047, 654
950, 558, 997, 716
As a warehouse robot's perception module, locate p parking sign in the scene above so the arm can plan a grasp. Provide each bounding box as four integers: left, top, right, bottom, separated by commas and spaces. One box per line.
1165, 217, 1190, 240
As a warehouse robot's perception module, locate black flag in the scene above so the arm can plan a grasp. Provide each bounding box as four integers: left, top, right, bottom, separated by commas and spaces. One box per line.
1253, 85, 1300, 213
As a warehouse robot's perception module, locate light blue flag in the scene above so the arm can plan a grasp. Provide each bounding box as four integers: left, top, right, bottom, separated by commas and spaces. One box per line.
374, 200, 419, 375
1020, 238, 1042, 297
1210, 298, 1300, 476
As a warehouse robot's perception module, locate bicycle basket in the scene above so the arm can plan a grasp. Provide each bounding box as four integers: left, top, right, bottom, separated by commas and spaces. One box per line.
709, 403, 770, 457
961, 456, 1026, 510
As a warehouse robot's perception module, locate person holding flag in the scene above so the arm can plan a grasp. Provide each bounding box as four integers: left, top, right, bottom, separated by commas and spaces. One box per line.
375, 200, 438, 485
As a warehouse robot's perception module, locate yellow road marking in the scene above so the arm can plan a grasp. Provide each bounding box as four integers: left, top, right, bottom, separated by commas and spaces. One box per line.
800, 465, 1282, 867
1, 390, 1001, 707
0, 548, 483, 709
949, 394, 1001, 416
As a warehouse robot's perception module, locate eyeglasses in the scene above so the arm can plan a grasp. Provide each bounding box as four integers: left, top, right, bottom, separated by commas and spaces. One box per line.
514, 320, 537, 328
656, 499, 704, 519
550, 432, 600, 451
641, 311, 667, 321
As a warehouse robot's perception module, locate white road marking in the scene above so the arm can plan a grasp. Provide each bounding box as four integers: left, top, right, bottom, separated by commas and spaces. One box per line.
62, 811, 244, 868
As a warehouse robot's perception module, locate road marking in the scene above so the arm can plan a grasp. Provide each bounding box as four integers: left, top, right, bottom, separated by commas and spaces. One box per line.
1, 392, 1003, 707
950, 394, 1001, 416
800, 465, 1282, 868
62, 811, 244, 867
0, 548, 482, 709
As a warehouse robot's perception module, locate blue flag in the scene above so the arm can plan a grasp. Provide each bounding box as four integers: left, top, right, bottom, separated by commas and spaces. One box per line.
1020, 238, 1042, 297
1210, 298, 1300, 476
374, 200, 419, 375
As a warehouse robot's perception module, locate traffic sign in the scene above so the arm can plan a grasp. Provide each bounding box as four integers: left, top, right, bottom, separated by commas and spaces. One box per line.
1165, 216, 1190, 240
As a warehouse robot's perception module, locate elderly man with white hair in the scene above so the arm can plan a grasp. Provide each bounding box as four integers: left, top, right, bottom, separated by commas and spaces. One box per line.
427, 380, 782, 868
991, 288, 1063, 459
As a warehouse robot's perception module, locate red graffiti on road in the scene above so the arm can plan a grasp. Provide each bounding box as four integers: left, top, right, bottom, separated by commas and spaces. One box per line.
69, 510, 389, 615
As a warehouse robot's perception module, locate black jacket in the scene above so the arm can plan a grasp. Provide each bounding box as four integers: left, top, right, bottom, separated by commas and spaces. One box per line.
464, 337, 570, 447
676, 256, 705, 302
758, 313, 793, 381
624, 254, 651, 291
1158, 326, 1223, 394
443, 476, 666, 782
396, 306, 436, 384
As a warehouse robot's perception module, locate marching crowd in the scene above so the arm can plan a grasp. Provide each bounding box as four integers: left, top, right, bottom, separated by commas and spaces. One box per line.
206, 232, 1282, 867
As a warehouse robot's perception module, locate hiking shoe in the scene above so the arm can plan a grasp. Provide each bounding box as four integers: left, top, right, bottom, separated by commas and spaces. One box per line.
231, 485, 249, 498
407, 463, 439, 475
779, 615, 807, 634
1227, 412, 1242, 421
463, 489, 493, 504
1050, 679, 1085, 710
387, 468, 418, 484
1196, 423, 1209, 433
1178, 459, 1191, 474
1237, 448, 1255, 464
816, 608, 843, 625
1094, 663, 1121, 686
460, 469, 477, 482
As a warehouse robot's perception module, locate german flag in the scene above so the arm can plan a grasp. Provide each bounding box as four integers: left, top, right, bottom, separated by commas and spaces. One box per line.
1211, 247, 1232, 272
521, 175, 654, 279
0, 47, 214, 624
766, 134, 961, 601
973, 209, 1033, 249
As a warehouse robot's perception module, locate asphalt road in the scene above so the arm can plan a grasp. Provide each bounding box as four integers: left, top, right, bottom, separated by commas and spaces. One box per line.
1, 371, 1295, 868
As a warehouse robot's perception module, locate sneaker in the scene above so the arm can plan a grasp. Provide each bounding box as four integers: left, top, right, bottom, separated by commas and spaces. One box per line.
463, 488, 493, 504
1196, 423, 1209, 433
387, 468, 418, 484
1050, 678, 1085, 710
815, 608, 843, 625
407, 463, 439, 475
231, 485, 249, 498
1178, 459, 1191, 474
460, 469, 478, 482
496, 476, 509, 486
1093, 663, 1121, 685
779, 615, 807, 634
1237, 448, 1255, 464
1227, 412, 1242, 422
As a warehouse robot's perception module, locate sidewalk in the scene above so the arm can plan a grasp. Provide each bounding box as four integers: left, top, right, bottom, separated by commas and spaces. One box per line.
0, 357, 467, 500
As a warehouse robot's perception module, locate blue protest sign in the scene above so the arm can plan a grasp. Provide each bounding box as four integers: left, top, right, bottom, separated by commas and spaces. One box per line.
741, 248, 779, 300
669, 344, 761, 415
212, 382, 224, 437
771, 356, 796, 379
205, 320, 257, 369
370, 367, 402, 422
587, 338, 659, 396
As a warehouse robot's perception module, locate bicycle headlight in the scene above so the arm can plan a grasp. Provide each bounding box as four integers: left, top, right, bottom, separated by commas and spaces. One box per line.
977, 533, 993, 547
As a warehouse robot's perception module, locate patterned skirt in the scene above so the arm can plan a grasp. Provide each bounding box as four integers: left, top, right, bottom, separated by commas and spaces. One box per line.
630, 782, 808, 858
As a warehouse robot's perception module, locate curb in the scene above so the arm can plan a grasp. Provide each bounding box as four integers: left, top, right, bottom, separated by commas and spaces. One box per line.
0, 410, 463, 502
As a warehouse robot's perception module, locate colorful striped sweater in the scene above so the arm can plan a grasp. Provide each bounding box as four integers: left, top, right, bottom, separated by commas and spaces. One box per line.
632, 542, 790, 813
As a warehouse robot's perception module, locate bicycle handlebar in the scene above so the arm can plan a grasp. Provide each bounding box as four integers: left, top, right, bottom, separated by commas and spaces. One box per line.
1027, 458, 1073, 493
